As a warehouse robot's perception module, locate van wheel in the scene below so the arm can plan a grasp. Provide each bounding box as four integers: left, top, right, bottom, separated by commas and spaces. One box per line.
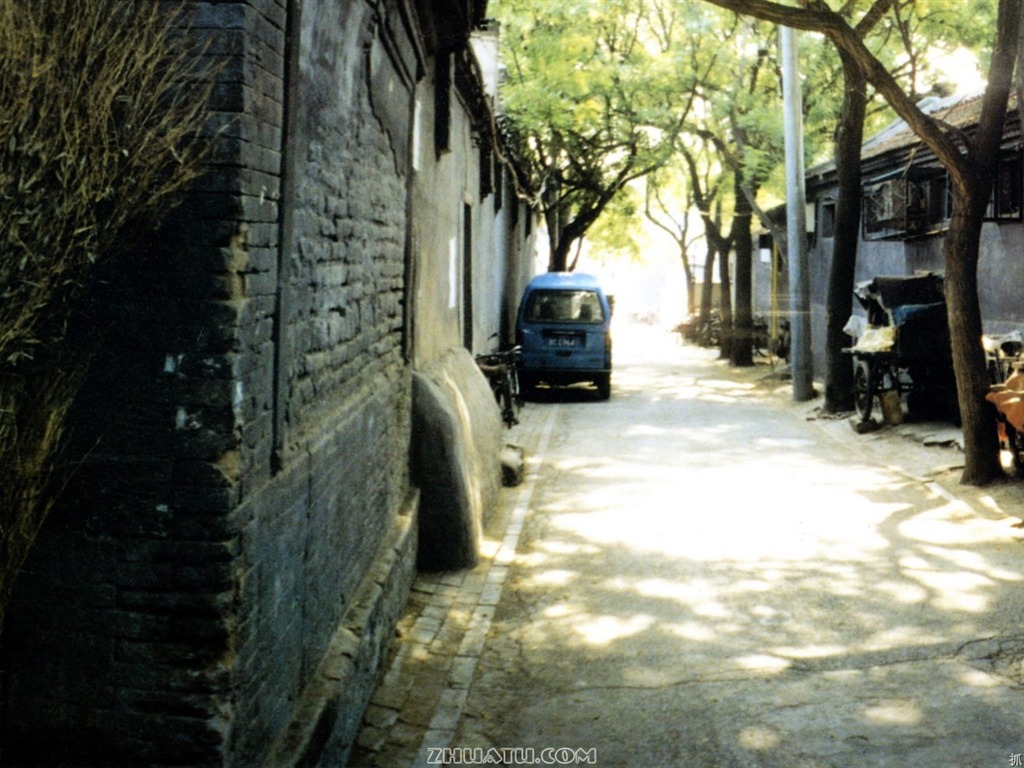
519, 373, 537, 400
595, 373, 611, 400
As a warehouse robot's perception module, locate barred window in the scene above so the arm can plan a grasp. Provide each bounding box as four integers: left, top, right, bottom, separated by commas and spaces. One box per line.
862, 172, 949, 240
986, 154, 1023, 221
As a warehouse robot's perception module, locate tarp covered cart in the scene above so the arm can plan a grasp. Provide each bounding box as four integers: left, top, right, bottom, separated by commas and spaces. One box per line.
843, 273, 958, 425
984, 333, 1024, 474
986, 369, 1024, 475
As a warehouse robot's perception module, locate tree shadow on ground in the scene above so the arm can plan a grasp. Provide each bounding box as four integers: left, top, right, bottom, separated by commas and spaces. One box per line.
458, 337, 1024, 766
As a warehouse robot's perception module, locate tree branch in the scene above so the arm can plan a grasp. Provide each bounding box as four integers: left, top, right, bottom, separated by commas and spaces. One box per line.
700, 0, 969, 177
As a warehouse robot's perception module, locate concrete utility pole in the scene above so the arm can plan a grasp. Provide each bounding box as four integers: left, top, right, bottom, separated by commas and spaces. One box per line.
781, 26, 814, 401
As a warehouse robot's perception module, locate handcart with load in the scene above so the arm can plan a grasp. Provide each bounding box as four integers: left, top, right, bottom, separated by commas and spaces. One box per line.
986, 367, 1024, 475
843, 273, 958, 425
984, 331, 1024, 475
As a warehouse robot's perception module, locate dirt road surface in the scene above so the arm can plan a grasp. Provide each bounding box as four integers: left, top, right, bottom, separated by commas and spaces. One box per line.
352, 325, 1024, 768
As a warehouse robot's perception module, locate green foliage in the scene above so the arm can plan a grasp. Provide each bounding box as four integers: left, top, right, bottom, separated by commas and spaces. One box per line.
883, 0, 995, 92
496, 0, 692, 269
586, 185, 644, 262
0, 0, 215, 633
495, 0, 999, 271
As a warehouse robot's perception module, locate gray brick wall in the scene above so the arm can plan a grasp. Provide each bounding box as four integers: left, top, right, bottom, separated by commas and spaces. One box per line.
1, 1, 419, 765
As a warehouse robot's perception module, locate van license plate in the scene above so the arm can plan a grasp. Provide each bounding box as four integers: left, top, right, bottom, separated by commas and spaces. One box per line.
547, 335, 581, 348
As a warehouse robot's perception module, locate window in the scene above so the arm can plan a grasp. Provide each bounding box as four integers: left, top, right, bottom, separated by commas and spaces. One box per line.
862, 153, 1023, 236
494, 159, 504, 212
863, 178, 908, 240
524, 290, 605, 324
862, 172, 949, 240
434, 52, 451, 157
819, 200, 836, 239
905, 174, 948, 236
986, 154, 1023, 221
479, 142, 492, 198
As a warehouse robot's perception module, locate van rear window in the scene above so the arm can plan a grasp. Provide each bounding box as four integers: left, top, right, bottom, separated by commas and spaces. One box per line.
524, 290, 605, 323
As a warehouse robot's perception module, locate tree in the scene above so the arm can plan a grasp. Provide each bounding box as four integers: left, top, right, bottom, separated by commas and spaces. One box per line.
823, 46, 868, 412
0, 0, 215, 632
680, 141, 732, 346
642, 0, 735, 321
822, 0, 992, 414
721, 22, 782, 366
701, 0, 1021, 485
644, 170, 699, 315
683, 11, 787, 365
496, 0, 692, 271
586, 185, 645, 263
822, 1, 896, 412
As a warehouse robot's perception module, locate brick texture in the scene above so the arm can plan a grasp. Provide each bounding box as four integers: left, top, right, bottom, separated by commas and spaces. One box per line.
1, 1, 421, 766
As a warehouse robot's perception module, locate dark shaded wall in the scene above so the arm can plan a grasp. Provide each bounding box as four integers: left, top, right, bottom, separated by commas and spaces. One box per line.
1, 1, 424, 765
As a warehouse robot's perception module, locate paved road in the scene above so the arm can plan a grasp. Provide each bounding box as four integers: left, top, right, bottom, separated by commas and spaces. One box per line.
352, 327, 1024, 768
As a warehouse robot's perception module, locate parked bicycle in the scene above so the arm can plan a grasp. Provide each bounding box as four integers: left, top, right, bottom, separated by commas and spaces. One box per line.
983, 331, 1024, 385
771, 318, 791, 362
475, 345, 522, 428
751, 315, 771, 358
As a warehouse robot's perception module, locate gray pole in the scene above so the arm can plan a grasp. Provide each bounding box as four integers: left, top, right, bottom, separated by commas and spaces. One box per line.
781, 26, 814, 401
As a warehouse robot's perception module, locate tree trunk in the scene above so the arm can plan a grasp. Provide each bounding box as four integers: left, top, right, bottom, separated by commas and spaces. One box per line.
717, 234, 733, 360
946, 191, 1003, 485
699, 246, 716, 334
544, 197, 565, 271
823, 53, 866, 413
943, 0, 1019, 485
678, 244, 696, 316
730, 173, 754, 367
549, 238, 572, 272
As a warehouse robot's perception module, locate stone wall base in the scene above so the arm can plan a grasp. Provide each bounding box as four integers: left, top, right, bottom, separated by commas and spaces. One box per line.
411, 349, 504, 571
262, 490, 419, 768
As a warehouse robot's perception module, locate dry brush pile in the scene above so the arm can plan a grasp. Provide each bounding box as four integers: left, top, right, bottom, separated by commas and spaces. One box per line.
0, 0, 215, 632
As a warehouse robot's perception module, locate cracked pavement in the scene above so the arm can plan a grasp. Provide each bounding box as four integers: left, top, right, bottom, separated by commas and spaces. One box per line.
351, 326, 1024, 768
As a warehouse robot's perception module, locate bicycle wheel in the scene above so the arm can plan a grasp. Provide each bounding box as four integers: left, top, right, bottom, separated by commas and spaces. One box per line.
509, 366, 523, 411
500, 374, 518, 427
854, 360, 875, 421
1009, 424, 1024, 477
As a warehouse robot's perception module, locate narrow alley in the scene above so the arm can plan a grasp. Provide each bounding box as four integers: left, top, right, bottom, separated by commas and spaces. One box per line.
350, 326, 1024, 768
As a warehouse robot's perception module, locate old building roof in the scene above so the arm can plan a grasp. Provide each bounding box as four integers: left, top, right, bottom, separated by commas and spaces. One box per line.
807, 88, 1022, 188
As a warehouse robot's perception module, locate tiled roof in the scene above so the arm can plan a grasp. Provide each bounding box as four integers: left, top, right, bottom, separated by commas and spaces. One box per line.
807, 88, 1020, 182
859, 91, 983, 159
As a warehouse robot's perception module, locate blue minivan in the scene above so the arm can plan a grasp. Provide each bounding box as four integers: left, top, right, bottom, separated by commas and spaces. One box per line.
515, 272, 613, 399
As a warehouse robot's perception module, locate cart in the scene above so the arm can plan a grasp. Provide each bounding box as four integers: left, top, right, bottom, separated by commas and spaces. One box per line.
987, 370, 1024, 475
843, 273, 958, 424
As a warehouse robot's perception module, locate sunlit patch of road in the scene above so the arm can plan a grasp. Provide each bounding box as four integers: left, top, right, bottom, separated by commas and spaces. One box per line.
454, 324, 1024, 767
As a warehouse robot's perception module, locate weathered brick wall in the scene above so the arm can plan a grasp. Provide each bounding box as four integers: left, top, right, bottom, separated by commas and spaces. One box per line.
1, 1, 419, 765
405, 39, 539, 571
228, 3, 418, 762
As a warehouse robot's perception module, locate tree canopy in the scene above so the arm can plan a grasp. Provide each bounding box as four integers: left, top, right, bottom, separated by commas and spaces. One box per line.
495, 0, 695, 271
494, 0, 1019, 484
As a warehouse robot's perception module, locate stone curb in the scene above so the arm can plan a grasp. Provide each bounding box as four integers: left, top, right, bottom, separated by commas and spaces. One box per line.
348, 407, 558, 768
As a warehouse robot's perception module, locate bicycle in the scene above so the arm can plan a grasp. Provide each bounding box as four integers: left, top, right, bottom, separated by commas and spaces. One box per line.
983, 332, 1024, 385
475, 345, 522, 428
751, 315, 771, 357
